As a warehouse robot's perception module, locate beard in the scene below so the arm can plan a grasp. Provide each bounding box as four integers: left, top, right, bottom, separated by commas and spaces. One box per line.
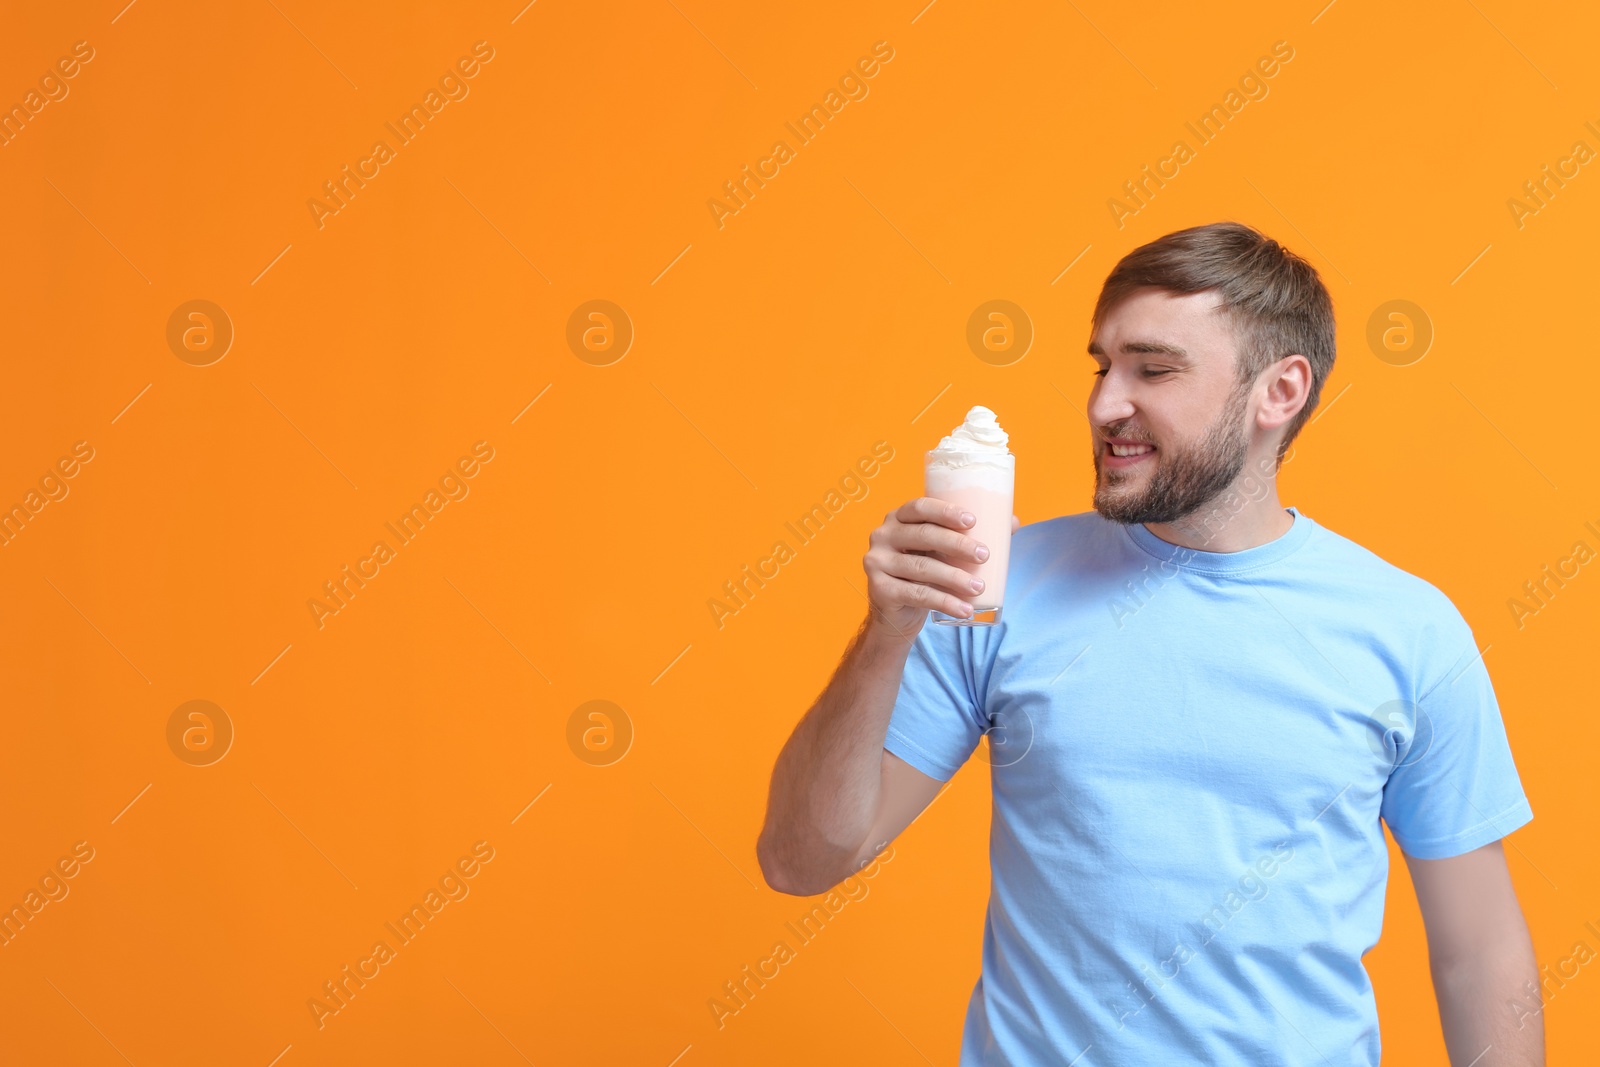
1092, 377, 1253, 526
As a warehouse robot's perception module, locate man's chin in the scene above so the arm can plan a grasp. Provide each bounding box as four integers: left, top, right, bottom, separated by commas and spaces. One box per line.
1094, 479, 1191, 527
1093, 469, 1142, 523
1092, 487, 1145, 526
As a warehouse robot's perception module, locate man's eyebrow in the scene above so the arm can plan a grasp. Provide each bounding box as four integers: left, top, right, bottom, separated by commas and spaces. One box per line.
1087, 340, 1192, 362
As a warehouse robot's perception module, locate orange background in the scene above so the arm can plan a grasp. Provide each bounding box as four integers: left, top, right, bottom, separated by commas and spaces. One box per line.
2, 1, 1596, 1063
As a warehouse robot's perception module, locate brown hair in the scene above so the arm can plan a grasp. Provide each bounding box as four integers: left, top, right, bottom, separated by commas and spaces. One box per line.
1091, 220, 1336, 466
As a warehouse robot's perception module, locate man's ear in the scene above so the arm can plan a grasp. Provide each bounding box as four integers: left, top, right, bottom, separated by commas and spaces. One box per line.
1257, 354, 1312, 432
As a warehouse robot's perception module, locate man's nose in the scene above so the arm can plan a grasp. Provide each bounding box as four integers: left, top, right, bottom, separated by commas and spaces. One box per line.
1087, 372, 1135, 429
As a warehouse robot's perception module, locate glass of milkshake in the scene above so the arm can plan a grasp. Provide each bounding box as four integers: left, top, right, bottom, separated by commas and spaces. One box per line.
924, 405, 1014, 626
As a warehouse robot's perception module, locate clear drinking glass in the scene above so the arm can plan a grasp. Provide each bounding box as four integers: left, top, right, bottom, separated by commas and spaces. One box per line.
924, 449, 1014, 626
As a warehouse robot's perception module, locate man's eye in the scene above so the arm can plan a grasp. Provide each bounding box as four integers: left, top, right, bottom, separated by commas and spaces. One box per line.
1092, 369, 1108, 378
1143, 370, 1171, 378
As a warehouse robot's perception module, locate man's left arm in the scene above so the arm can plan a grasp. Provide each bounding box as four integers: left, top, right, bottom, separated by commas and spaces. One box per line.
1405, 839, 1543, 1067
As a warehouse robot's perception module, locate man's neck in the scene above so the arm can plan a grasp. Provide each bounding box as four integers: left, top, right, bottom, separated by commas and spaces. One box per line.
1141, 494, 1293, 554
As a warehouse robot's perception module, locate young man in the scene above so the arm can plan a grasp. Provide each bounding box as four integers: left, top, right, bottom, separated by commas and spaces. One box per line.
756, 222, 1541, 1065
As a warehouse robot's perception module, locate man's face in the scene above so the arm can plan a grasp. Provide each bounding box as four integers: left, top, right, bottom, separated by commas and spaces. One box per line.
1087, 288, 1259, 526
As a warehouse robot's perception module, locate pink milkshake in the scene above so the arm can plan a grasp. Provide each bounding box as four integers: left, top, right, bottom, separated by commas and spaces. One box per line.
925, 405, 1014, 626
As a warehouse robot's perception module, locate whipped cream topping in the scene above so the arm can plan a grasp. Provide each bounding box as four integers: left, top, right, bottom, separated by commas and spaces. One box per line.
935, 405, 1010, 453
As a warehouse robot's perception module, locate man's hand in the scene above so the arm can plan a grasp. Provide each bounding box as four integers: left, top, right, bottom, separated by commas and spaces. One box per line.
864, 497, 1003, 637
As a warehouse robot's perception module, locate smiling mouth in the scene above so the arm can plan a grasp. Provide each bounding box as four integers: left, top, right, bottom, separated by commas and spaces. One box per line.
1102, 442, 1156, 469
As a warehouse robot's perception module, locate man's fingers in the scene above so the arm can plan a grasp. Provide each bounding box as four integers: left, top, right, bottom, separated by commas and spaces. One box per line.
891, 520, 987, 562
865, 563, 973, 620
895, 496, 976, 531
881, 550, 985, 602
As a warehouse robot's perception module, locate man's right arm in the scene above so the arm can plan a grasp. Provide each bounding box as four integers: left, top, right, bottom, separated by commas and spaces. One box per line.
756, 618, 944, 895
755, 498, 997, 897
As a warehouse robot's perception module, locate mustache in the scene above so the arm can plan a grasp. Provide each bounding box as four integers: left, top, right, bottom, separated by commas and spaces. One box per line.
1097, 430, 1157, 446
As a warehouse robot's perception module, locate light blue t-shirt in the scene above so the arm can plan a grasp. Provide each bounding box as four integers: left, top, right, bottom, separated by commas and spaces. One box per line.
884, 505, 1533, 1066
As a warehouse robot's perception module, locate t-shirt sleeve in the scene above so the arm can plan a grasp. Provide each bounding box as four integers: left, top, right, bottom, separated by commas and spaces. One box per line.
1379, 617, 1534, 860
882, 619, 992, 782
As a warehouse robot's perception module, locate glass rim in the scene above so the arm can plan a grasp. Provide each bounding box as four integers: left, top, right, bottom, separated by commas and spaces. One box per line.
924, 447, 1013, 457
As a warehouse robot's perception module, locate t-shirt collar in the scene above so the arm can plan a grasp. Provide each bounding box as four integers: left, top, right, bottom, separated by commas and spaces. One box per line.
1122, 505, 1316, 576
